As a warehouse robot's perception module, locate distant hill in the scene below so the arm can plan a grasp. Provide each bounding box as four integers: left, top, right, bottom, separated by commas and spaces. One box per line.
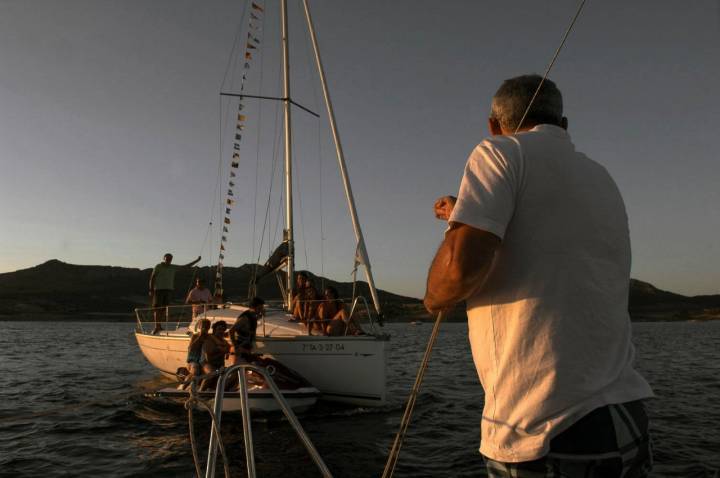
0, 259, 420, 321
0, 260, 718, 321
628, 279, 720, 321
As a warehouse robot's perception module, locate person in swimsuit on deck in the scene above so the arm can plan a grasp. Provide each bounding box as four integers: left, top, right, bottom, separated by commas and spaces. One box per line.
200, 320, 230, 391
183, 318, 210, 389
290, 272, 308, 322
318, 286, 363, 336
301, 277, 321, 333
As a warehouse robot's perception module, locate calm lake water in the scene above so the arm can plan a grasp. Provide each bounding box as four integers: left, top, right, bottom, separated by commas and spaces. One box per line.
0, 321, 718, 477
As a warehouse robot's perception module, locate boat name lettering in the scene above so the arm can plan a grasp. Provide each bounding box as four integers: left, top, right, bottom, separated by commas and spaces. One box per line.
302, 343, 345, 352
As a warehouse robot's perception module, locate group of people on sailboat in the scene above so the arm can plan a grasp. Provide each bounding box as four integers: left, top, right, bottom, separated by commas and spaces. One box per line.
290, 272, 363, 336
184, 297, 266, 390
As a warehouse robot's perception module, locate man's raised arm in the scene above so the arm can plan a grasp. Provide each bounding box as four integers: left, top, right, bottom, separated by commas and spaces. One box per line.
182, 256, 202, 267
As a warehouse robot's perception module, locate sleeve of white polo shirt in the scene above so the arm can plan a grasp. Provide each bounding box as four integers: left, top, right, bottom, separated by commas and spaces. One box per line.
448, 139, 521, 240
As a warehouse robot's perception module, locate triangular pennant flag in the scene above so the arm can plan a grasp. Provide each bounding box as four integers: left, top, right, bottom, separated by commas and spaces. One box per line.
230, 171, 236, 178
245, 51, 252, 60
235, 133, 242, 141
236, 125, 244, 131
227, 189, 234, 196
226, 207, 232, 214
223, 226, 229, 232
233, 153, 240, 159
237, 114, 246, 122
231, 161, 239, 168
244, 62, 251, 69
247, 43, 256, 50
220, 244, 225, 251
251, 12, 259, 20
252, 2, 264, 12
226, 199, 235, 205
228, 181, 235, 187
219, 253, 224, 260
222, 235, 228, 242
238, 103, 244, 110
233, 143, 240, 151
224, 217, 231, 224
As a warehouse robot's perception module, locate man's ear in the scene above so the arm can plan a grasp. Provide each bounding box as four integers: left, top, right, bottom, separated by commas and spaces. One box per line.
488, 117, 503, 136
561, 116, 568, 130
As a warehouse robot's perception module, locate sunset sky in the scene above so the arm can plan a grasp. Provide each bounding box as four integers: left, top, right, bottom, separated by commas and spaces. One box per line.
1, 0, 719, 299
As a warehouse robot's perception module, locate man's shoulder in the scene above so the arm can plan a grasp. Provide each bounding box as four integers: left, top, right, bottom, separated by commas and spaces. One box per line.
465, 136, 523, 176
472, 136, 522, 163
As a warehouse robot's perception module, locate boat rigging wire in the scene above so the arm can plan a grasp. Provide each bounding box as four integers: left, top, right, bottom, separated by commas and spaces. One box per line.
383, 2, 590, 476
299, 10, 326, 286
514, 0, 588, 134
251, 7, 269, 267
295, 149, 311, 269
381, 311, 444, 478
251, 79, 284, 286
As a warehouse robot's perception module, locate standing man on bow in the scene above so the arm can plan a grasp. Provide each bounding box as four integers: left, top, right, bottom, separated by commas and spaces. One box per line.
424, 74, 654, 477
149, 253, 201, 334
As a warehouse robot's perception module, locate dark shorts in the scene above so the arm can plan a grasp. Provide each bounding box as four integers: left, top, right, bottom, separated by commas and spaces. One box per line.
485, 400, 653, 478
152, 289, 173, 308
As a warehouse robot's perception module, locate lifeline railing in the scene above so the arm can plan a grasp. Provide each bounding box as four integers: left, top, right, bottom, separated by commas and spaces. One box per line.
202, 364, 333, 478
134, 304, 221, 334
134, 295, 382, 337
277, 294, 381, 335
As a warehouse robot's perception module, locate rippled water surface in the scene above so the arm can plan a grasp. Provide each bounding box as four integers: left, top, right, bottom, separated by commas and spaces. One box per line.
0, 321, 718, 477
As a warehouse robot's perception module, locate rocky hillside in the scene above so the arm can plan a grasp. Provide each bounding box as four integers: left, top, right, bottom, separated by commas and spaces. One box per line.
0, 260, 419, 320
0, 260, 717, 321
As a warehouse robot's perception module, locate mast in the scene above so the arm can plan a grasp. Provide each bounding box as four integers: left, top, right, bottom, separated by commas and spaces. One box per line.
281, 0, 295, 312
301, 0, 383, 317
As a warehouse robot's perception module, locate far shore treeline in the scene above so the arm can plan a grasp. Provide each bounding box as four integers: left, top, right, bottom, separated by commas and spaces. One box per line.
0, 260, 718, 322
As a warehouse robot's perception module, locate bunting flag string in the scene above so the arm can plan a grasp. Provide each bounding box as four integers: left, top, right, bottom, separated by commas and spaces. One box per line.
215, 0, 265, 297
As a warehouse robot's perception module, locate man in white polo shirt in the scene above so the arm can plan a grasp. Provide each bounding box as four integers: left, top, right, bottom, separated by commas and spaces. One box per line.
424, 74, 654, 477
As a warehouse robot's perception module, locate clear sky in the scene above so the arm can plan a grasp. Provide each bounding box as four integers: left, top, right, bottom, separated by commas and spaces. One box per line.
1, 0, 719, 299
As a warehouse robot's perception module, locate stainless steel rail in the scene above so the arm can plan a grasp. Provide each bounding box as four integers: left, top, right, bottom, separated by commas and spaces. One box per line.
204, 364, 333, 478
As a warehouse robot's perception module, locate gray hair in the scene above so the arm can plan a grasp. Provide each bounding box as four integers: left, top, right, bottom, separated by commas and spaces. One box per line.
490, 74, 563, 131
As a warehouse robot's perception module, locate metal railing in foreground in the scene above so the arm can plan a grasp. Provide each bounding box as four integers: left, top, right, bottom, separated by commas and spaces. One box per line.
201, 364, 333, 478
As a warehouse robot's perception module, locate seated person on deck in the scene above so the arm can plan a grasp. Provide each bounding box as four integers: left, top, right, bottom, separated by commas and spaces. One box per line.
183, 318, 210, 389
302, 277, 322, 333
290, 272, 308, 322
319, 286, 364, 336
200, 321, 230, 391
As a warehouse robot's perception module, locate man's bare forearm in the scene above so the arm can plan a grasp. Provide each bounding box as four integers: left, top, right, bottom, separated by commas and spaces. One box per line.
424, 224, 499, 313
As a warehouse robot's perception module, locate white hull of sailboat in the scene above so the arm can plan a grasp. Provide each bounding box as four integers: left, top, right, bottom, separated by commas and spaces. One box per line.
135, 308, 388, 406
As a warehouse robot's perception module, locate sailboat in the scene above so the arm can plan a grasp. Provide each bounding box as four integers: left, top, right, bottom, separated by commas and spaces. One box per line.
135, 0, 389, 408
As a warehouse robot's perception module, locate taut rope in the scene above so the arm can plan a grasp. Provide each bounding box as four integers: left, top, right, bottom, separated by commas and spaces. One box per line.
381, 311, 444, 478
514, 0, 589, 134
